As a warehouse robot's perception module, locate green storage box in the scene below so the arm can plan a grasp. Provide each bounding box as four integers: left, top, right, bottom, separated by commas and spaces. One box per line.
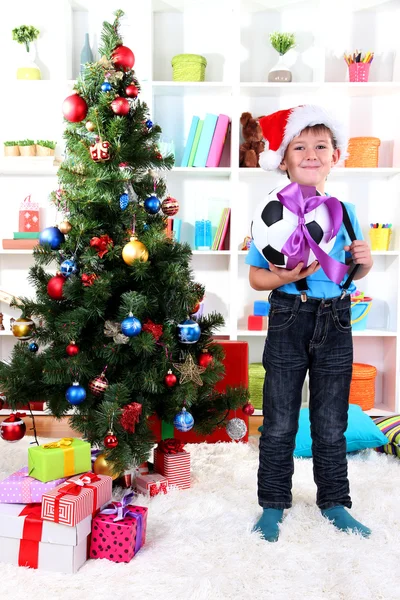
248, 363, 264, 410
171, 54, 207, 82
28, 437, 91, 483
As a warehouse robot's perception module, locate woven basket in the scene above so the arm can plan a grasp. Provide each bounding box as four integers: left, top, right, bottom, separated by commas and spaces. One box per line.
248, 363, 264, 410
345, 137, 380, 168
171, 54, 207, 82
348, 363, 377, 411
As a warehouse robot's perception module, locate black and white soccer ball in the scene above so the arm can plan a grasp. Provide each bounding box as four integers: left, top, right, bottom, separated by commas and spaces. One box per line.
251, 184, 337, 267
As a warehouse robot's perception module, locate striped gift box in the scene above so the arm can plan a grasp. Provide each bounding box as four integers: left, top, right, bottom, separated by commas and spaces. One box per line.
154, 449, 191, 490
41, 473, 112, 527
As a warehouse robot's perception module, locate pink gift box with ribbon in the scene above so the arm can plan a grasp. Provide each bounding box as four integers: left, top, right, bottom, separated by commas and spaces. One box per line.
135, 473, 169, 497
153, 439, 191, 490
0, 466, 68, 504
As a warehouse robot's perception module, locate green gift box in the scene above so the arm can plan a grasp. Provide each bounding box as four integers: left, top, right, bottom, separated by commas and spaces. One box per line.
28, 437, 91, 483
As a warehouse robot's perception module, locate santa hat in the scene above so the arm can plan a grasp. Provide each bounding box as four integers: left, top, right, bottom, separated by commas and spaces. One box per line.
258, 105, 348, 171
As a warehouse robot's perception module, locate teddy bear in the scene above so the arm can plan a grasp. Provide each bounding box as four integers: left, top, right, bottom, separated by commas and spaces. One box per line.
239, 112, 265, 168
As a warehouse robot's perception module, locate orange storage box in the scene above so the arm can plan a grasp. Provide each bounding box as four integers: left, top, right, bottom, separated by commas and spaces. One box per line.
348, 363, 377, 411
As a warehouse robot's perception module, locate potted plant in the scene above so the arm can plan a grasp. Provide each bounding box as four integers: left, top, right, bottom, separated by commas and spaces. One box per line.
18, 139, 36, 157
36, 140, 57, 157
268, 32, 296, 82
4, 141, 20, 157
12, 25, 41, 80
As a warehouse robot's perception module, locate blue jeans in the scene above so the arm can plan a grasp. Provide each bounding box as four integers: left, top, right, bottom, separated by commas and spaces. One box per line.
258, 290, 353, 510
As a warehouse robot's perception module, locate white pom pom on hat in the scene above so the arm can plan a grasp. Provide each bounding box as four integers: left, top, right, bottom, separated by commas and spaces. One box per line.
257, 105, 348, 171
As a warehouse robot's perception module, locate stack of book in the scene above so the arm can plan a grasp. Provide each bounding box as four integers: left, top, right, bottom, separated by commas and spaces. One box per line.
211, 208, 231, 250
181, 114, 230, 167
2, 232, 39, 250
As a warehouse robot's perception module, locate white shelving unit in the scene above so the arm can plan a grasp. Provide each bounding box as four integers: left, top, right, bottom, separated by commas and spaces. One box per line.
1, 0, 400, 413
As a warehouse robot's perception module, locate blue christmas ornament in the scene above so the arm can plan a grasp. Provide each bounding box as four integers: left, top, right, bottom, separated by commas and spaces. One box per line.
121, 315, 142, 337
60, 258, 79, 277
145, 119, 153, 129
144, 195, 161, 215
101, 81, 112, 92
28, 342, 39, 353
177, 319, 201, 344
174, 407, 194, 432
39, 227, 65, 250
119, 193, 129, 210
65, 382, 86, 405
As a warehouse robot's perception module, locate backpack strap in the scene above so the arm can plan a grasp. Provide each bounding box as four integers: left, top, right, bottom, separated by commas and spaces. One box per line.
294, 201, 360, 301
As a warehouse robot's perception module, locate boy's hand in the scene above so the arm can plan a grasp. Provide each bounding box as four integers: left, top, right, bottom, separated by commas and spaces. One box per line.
344, 240, 373, 268
269, 260, 320, 283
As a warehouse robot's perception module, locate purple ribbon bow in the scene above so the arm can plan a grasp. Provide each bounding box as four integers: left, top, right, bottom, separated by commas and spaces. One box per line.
277, 182, 349, 284
100, 491, 143, 554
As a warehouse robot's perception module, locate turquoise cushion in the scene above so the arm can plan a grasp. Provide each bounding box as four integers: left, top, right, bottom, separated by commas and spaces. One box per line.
258, 404, 389, 457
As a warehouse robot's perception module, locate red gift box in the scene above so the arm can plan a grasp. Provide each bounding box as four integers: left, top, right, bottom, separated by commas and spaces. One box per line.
136, 473, 169, 497
153, 439, 190, 490
18, 195, 40, 233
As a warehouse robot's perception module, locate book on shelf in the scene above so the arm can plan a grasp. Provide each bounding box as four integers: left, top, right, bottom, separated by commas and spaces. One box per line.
2, 239, 38, 249
193, 113, 218, 167
165, 217, 173, 239
187, 120, 204, 167
0, 398, 47, 412
212, 208, 231, 250
13, 232, 40, 239
180, 116, 200, 167
173, 218, 182, 242
206, 114, 231, 167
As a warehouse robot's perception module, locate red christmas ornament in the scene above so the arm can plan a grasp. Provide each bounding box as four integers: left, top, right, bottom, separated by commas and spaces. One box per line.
111, 97, 130, 116
191, 302, 201, 314
47, 274, 66, 300
155, 152, 163, 160
125, 84, 139, 98
120, 402, 142, 433
81, 273, 98, 287
164, 369, 177, 388
88, 370, 109, 396
104, 431, 119, 449
198, 352, 213, 368
62, 94, 88, 123
90, 140, 110, 162
0, 413, 26, 442
242, 402, 255, 416
112, 45, 135, 71
142, 319, 163, 342
90, 235, 114, 258
161, 196, 179, 217
66, 342, 79, 356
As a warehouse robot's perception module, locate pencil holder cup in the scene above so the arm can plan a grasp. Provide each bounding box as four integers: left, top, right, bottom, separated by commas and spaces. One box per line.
369, 228, 391, 251
349, 63, 370, 82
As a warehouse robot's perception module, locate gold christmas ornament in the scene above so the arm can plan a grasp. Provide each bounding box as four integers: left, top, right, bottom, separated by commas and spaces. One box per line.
122, 236, 149, 265
59, 220, 72, 234
172, 353, 206, 386
93, 453, 120, 480
12, 317, 35, 340
85, 121, 95, 132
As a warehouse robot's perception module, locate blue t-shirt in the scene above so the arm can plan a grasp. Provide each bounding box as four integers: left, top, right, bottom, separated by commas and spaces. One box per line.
246, 201, 363, 299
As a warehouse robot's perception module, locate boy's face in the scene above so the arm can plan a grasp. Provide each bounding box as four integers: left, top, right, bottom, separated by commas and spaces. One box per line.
278, 129, 340, 190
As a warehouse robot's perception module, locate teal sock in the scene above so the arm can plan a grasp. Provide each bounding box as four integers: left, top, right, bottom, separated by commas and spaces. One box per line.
321, 506, 371, 538
252, 508, 284, 542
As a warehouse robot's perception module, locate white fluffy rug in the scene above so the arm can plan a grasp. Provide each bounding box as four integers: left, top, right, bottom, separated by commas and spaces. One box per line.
0, 436, 399, 600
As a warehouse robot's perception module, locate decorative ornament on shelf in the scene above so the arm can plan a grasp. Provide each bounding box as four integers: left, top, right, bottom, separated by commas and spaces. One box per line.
161, 196, 179, 216
103, 430, 118, 449
119, 192, 129, 211
268, 31, 296, 83
226, 418, 247, 441
164, 369, 177, 388
125, 84, 139, 97
12, 25, 41, 80
104, 320, 129, 345
90, 234, 113, 258
177, 318, 201, 345
144, 195, 161, 215
112, 45, 135, 71
93, 453, 120, 480
66, 341, 79, 356
198, 351, 213, 369
81, 273, 98, 287
47, 274, 66, 301
0, 412, 26, 442
85, 121, 95, 132
62, 93, 88, 123
88, 368, 109, 396
173, 407, 194, 432
59, 220, 72, 235
121, 314, 142, 338
111, 97, 130, 116
122, 235, 149, 265
28, 341, 39, 353
65, 381, 86, 405
60, 258, 79, 277
172, 353, 205, 386
39, 226, 65, 250
90, 138, 111, 162
242, 402, 255, 416
120, 402, 142, 433
12, 317, 34, 340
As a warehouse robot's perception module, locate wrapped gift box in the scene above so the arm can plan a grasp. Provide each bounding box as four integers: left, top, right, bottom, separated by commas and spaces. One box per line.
153, 440, 191, 490
0, 466, 68, 504
0, 502, 91, 573
90, 496, 148, 564
28, 437, 91, 483
41, 472, 112, 527
136, 473, 169, 497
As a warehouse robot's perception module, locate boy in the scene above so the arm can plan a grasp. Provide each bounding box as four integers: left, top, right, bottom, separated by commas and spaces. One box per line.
247, 105, 373, 542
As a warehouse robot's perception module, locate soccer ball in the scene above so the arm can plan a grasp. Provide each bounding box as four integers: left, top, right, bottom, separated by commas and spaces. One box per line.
251, 184, 337, 268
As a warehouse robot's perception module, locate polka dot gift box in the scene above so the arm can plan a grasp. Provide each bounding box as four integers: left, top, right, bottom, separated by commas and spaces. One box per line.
89, 492, 148, 564
0, 466, 68, 504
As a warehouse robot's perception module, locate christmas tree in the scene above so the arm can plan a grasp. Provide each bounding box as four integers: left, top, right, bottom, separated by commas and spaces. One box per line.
0, 10, 248, 475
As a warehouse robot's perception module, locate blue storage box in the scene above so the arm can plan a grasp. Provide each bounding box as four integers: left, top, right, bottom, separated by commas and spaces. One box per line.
254, 300, 270, 317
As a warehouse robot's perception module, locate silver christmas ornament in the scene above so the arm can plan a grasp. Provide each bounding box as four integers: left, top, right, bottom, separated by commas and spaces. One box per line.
226, 418, 247, 441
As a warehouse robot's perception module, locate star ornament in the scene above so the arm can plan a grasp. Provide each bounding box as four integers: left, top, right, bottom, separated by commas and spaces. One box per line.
172, 353, 205, 386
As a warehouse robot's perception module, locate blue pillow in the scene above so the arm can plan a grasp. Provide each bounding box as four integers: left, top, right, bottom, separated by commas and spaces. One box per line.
258, 404, 389, 457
